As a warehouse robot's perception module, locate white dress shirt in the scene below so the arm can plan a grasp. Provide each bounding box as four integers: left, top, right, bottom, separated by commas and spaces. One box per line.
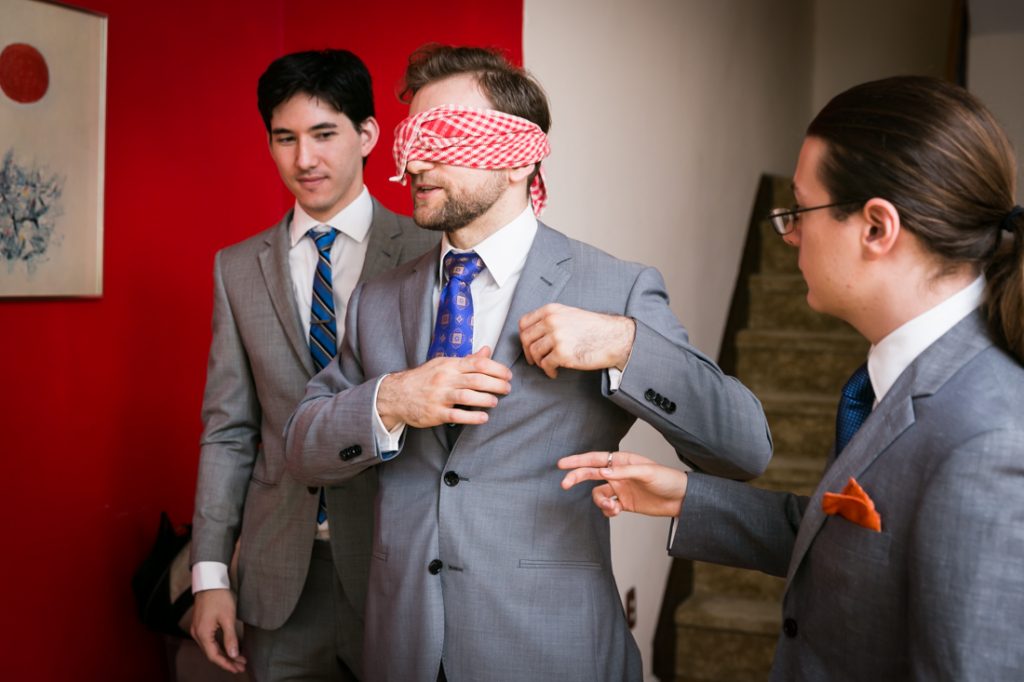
193, 188, 374, 593
867, 275, 985, 403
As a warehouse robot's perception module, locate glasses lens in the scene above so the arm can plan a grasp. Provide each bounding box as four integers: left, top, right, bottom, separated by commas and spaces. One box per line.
768, 209, 791, 235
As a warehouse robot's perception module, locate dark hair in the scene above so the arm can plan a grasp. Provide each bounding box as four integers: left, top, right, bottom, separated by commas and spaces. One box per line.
399, 44, 551, 134
807, 76, 1023, 361
257, 49, 374, 133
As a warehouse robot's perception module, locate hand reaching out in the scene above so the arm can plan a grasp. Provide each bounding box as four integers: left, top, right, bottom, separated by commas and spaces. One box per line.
558, 450, 688, 518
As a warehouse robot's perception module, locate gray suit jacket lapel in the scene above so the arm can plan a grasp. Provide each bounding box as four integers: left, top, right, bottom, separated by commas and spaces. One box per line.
490, 223, 572, 369
258, 210, 316, 378
786, 310, 993, 585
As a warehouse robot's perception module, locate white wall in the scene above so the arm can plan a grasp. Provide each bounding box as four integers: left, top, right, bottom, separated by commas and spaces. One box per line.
968, 1, 1024, 202
524, 1, 813, 678
810, 0, 953, 112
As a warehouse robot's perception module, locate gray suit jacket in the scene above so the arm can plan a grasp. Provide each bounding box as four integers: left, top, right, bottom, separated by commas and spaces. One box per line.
285, 223, 773, 681
191, 199, 437, 629
671, 310, 1024, 680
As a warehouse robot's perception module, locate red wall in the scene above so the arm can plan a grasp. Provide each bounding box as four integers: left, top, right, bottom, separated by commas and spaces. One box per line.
0, 2, 521, 678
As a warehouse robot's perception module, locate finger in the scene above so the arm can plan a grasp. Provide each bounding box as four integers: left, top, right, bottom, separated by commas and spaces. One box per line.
195, 625, 238, 673
461, 354, 513, 381
470, 345, 493, 359
518, 304, 556, 331
450, 387, 505, 409
536, 346, 561, 379
560, 466, 606, 490
558, 451, 615, 470
220, 618, 243, 666
461, 373, 512, 396
592, 483, 622, 517
442, 406, 491, 425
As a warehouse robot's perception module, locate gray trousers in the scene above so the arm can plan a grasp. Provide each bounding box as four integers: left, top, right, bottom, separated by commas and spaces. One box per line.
244, 541, 362, 682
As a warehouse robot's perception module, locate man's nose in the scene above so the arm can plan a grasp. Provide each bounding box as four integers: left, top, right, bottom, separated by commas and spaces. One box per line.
406, 158, 435, 174
296, 139, 317, 169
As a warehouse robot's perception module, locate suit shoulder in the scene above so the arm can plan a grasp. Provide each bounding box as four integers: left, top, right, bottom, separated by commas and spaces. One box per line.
216, 220, 285, 264
544, 223, 652, 280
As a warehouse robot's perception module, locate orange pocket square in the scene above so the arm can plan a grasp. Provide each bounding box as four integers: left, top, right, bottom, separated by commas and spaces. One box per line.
822, 477, 881, 532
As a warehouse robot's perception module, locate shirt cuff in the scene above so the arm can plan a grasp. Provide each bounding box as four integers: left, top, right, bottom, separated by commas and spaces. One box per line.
192, 561, 231, 593
607, 367, 623, 392
372, 374, 406, 460
667, 516, 679, 551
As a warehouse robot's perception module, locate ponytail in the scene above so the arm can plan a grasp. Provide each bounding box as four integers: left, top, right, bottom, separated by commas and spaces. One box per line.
986, 206, 1024, 362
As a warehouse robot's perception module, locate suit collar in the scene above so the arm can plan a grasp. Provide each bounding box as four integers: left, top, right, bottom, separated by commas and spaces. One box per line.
786, 310, 993, 585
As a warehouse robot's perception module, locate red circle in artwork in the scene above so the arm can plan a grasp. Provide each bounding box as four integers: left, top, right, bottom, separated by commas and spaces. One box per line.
0, 43, 50, 104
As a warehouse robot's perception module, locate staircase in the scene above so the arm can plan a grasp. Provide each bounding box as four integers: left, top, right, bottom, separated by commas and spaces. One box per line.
672, 176, 869, 681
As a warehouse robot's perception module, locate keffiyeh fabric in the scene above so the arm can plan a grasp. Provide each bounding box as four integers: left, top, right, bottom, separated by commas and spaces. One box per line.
390, 104, 551, 215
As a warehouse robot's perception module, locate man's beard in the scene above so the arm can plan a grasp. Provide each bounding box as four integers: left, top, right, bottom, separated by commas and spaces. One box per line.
413, 172, 508, 232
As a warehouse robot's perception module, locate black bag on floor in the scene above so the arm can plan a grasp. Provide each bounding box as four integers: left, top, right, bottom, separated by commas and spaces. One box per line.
131, 511, 194, 637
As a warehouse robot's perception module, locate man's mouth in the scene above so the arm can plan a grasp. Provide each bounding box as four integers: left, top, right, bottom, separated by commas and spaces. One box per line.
297, 175, 327, 188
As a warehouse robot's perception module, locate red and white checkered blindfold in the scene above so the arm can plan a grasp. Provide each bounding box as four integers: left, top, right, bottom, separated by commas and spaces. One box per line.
390, 104, 551, 215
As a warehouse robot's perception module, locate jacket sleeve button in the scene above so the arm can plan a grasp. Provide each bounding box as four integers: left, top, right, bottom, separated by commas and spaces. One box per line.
428, 559, 444, 575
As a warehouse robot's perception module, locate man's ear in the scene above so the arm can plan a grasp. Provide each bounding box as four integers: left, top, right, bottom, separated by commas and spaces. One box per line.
508, 162, 536, 185
860, 197, 901, 260
358, 116, 381, 157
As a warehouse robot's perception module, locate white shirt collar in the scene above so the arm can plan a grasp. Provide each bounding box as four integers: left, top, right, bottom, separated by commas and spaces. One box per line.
289, 186, 373, 246
437, 206, 538, 287
867, 275, 985, 403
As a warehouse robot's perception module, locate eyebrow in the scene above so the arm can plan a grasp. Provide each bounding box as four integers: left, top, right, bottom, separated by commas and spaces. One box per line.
270, 122, 339, 136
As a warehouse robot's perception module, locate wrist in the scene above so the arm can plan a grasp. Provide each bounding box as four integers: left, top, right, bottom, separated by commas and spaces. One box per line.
612, 316, 637, 371
376, 373, 403, 430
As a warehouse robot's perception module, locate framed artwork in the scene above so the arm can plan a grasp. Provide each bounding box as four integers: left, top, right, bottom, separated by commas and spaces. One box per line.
0, 0, 107, 297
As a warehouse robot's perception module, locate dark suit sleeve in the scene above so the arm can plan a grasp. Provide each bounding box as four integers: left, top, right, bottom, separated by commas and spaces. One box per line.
670, 473, 808, 578
191, 251, 261, 566
284, 281, 386, 485
607, 266, 773, 479
908, 427, 1024, 678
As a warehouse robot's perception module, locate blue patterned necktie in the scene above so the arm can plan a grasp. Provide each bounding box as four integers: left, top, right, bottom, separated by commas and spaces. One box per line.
308, 227, 338, 524
428, 251, 486, 359
835, 363, 875, 455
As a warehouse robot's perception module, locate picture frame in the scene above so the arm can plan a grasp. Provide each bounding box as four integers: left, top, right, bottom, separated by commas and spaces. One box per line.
0, 0, 107, 297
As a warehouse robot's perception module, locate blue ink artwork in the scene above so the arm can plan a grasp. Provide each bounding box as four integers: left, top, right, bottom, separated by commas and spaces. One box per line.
0, 147, 63, 274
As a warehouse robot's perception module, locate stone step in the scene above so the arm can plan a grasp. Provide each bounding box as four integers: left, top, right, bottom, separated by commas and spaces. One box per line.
736, 329, 868, 395
748, 273, 852, 333
758, 220, 798, 275
675, 594, 780, 682
693, 560, 785, 603
759, 391, 838, 459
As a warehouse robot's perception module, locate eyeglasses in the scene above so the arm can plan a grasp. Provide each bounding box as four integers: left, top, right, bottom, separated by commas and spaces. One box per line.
767, 201, 864, 235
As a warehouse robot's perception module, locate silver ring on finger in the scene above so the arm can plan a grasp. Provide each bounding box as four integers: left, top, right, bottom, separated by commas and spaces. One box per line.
606, 451, 614, 468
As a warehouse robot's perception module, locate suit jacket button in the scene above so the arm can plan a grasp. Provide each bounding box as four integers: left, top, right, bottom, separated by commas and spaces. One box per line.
428, 559, 444, 575
307, 487, 318, 495
783, 617, 798, 638
666, 401, 677, 414
644, 389, 656, 401
443, 471, 460, 487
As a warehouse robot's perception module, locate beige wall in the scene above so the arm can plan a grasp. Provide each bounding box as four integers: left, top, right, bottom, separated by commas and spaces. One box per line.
524, 1, 813, 678
810, 0, 954, 111
968, 19, 1024, 201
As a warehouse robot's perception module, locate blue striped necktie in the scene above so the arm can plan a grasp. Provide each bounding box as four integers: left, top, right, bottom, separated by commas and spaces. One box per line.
308, 227, 338, 524
428, 251, 486, 359
835, 363, 874, 455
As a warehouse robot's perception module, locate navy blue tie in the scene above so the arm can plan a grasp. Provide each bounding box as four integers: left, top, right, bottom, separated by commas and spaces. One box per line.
308, 228, 338, 524
835, 363, 874, 455
428, 251, 486, 359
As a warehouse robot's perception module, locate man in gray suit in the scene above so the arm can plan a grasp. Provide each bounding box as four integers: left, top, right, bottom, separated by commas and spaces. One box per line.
284, 45, 772, 681
190, 50, 436, 679
561, 76, 1024, 679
